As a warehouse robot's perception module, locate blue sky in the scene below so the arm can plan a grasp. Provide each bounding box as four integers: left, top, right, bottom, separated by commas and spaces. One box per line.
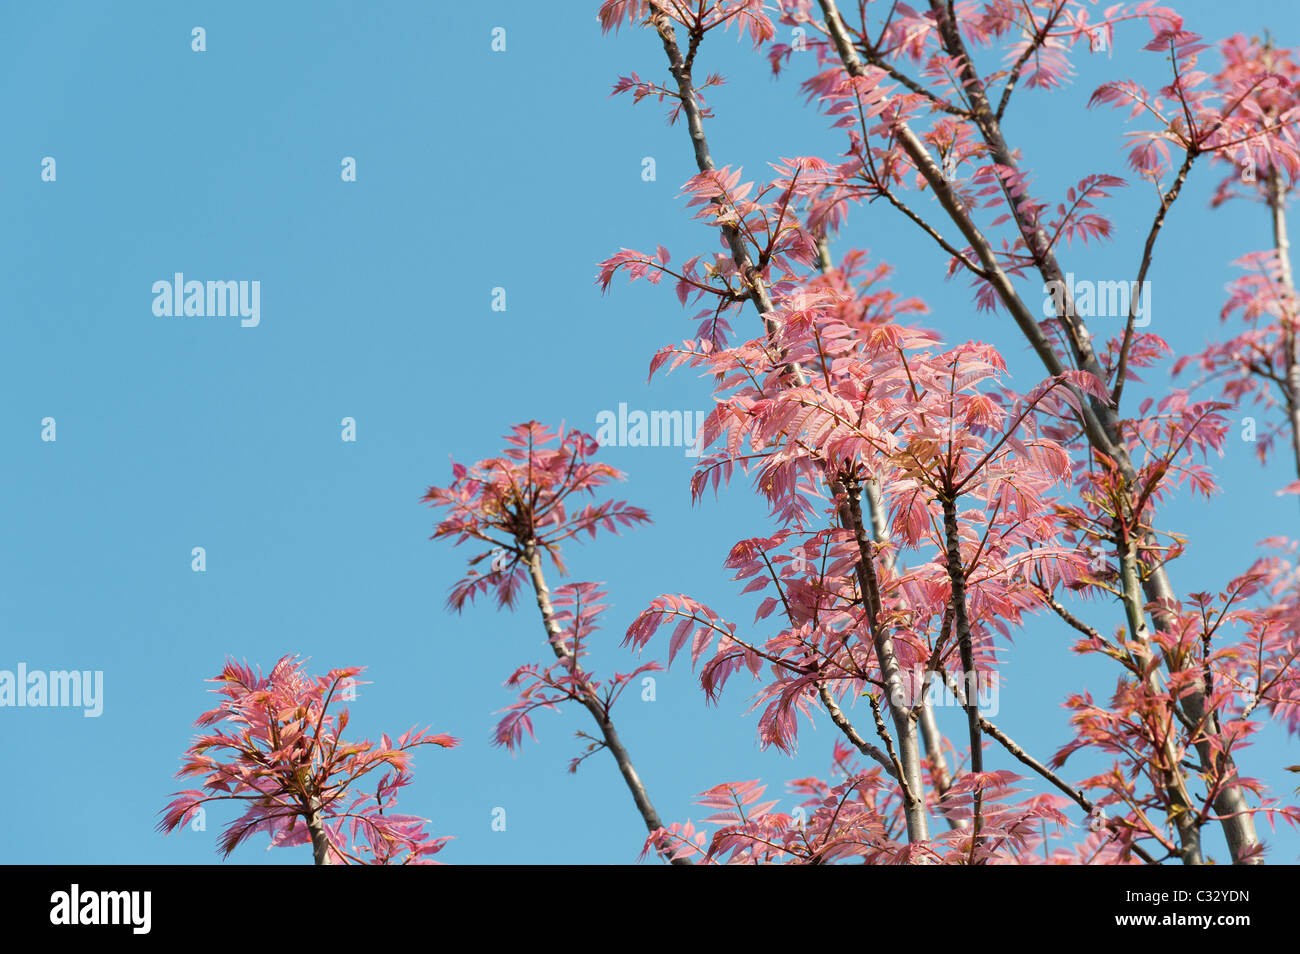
2, 0, 1299, 865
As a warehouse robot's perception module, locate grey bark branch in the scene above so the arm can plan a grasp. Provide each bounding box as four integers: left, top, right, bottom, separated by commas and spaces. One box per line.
917, 695, 964, 830
1112, 148, 1198, 407
872, 479, 963, 829
1266, 167, 1300, 489
971, 706, 1160, 865
818, 682, 899, 776
1119, 541, 1204, 864
940, 496, 985, 855
522, 543, 689, 864
843, 480, 931, 841
306, 796, 331, 866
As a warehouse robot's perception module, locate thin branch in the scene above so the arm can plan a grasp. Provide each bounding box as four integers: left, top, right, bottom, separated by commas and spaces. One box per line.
974, 712, 1159, 865
1112, 147, 1198, 406
995, 1, 1068, 120
521, 541, 689, 865
818, 683, 900, 777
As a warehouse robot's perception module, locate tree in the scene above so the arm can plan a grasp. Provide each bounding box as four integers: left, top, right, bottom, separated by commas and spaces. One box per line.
159, 655, 458, 865
577, 0, 1300, 863
168, 1, 1300, 866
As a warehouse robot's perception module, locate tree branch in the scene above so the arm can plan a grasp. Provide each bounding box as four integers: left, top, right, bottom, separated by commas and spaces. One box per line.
522, 541, 689, 864
1112, 147, 1198, 407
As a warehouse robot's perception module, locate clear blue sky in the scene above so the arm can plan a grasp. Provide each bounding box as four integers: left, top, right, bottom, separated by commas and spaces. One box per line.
2, 0, 1298, 865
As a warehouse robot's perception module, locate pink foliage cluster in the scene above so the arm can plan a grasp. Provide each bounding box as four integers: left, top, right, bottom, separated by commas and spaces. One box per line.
591, 0, 1300, 863
160, 656, 458, 864
424, 422, 649, 610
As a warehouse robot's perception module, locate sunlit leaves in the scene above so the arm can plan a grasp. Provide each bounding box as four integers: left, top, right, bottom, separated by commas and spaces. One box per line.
425, 422, 650, 610
159, 656, 458, 864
